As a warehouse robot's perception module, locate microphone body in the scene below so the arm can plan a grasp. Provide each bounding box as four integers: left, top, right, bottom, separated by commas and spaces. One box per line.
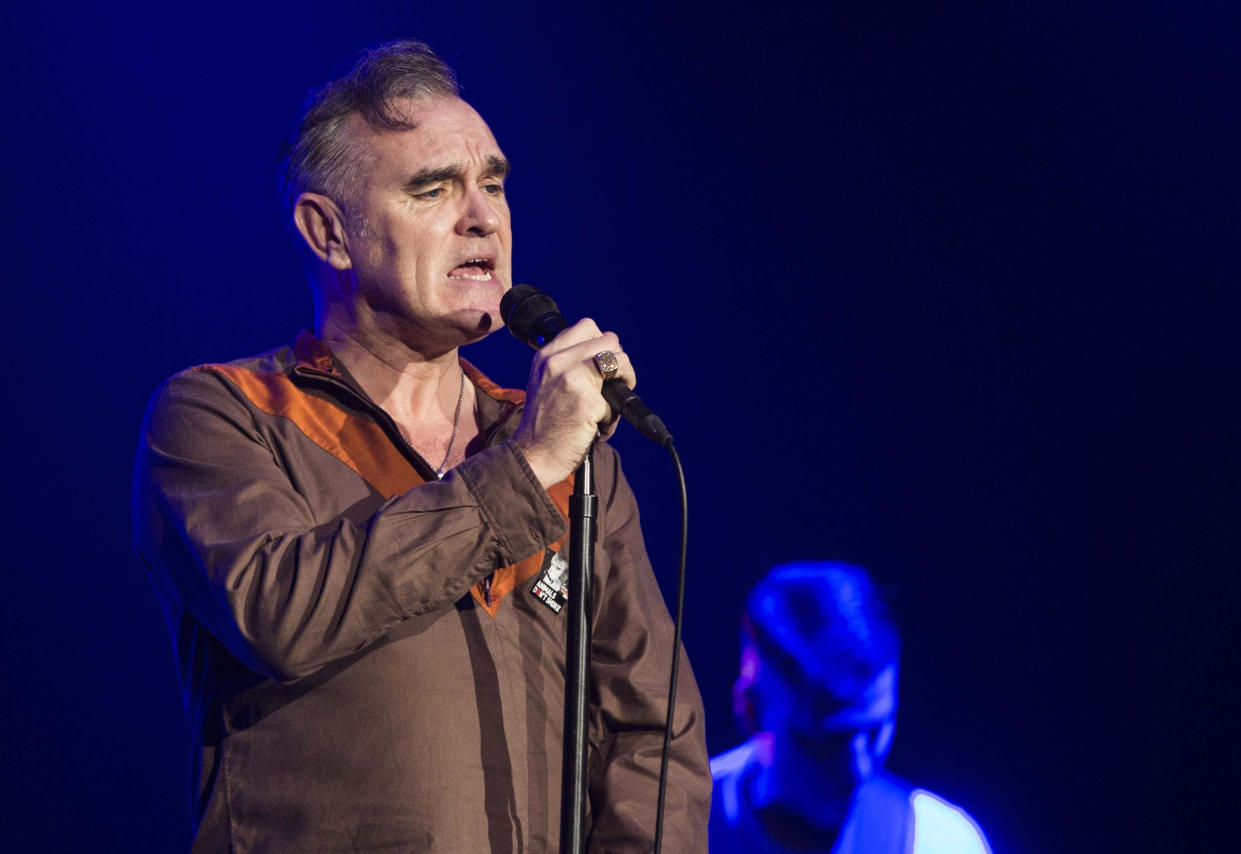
501, 285, 672, 445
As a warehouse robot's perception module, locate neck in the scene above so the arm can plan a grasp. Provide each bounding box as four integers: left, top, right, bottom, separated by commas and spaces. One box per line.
319, 320, 462, 419
317, 305, 482, 478
749, 734, 854, 832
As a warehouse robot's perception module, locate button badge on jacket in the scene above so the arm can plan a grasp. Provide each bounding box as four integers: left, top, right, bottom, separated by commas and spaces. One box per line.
530, 549, 569, 614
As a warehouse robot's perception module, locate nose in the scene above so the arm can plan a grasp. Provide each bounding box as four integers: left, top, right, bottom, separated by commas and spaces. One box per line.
456, 186, 501, 237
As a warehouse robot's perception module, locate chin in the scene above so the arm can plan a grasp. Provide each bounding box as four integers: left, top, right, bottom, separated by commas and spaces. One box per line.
453, 308, 498, 339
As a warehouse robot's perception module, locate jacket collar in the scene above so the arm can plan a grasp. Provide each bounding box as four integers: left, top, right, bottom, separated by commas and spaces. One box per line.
290, 328, 525, 419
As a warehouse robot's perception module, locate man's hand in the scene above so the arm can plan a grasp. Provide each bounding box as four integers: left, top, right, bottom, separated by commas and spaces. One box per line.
512, 318, 637, 488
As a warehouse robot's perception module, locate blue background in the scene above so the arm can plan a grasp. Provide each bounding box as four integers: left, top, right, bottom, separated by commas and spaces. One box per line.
2, 2, 1237, 851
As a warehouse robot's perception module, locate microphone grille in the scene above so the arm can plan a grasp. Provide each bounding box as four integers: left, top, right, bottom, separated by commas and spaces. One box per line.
501, 284, 559, 340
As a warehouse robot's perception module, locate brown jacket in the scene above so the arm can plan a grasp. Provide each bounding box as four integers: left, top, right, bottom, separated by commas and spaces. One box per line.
132, 331, 710, 852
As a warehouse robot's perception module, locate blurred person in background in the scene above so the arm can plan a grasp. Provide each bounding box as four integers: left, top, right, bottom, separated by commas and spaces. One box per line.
710, 562, 991, 854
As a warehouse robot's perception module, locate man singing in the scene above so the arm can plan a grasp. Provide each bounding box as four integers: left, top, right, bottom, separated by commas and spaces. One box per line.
132, 40, 709, 852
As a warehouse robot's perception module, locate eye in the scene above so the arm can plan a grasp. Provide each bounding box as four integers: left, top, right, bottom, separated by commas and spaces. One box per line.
415, 187, 445, 200
482, 181, 505, 196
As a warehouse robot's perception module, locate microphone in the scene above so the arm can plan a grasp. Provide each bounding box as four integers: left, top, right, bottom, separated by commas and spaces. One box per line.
501, 284, 672, 445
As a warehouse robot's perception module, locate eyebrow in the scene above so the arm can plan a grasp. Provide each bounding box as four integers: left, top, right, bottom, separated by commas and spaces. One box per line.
401, 155, 511, 192
483, 155, 512, 179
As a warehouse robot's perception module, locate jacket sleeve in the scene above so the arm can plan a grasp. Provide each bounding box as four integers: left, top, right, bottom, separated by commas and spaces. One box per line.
586, 444, 711, 853
131, 368, 566, 683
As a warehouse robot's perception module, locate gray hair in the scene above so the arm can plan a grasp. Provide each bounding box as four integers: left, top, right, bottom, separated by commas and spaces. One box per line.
279, 39, 460, 221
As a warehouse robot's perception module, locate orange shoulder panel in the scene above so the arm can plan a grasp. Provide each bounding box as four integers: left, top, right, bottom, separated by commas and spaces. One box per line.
200, 363, 425, 498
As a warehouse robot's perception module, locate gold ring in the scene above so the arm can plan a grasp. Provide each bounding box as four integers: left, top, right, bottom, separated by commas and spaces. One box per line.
593, 350, 620, 380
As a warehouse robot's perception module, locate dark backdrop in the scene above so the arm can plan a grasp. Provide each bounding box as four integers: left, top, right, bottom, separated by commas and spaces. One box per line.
2, 2, 1236, 851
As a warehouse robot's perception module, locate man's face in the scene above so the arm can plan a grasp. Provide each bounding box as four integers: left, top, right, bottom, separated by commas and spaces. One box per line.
339, 96, 512, 350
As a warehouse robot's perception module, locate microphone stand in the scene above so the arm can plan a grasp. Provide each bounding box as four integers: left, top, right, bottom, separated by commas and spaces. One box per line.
559, 442, 596, 854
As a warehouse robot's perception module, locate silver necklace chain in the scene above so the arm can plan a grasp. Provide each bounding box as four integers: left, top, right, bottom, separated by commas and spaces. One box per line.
435, 368, 466, 480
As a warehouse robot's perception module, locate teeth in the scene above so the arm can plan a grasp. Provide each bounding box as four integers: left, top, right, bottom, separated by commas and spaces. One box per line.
449, 258, 493, 280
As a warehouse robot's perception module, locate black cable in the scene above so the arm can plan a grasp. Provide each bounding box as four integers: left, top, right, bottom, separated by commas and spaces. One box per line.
653, 437, 688, 854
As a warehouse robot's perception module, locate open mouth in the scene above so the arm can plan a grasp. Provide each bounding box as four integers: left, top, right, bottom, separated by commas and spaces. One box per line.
448, 257, 495, 281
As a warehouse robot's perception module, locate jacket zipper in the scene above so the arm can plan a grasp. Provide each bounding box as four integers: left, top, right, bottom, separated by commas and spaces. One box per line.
293, 365, 440, 481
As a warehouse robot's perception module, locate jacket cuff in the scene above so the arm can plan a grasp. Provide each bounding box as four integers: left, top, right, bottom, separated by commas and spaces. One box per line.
456, 439, 568, 564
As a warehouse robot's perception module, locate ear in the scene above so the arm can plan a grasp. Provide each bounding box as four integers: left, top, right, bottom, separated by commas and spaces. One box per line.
873, 666, 898, 763
874, 718, 896, 762
293, 192, 353, 270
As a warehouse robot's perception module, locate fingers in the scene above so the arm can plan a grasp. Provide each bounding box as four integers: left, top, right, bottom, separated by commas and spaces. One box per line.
537, 318, 637, 392
514, 318, 639, 487
537, 317, 606, 354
